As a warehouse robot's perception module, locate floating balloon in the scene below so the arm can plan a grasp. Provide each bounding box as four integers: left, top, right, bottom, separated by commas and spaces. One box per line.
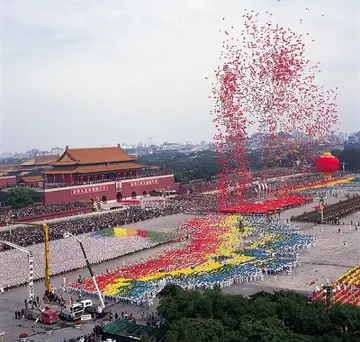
212, 9, 338, 205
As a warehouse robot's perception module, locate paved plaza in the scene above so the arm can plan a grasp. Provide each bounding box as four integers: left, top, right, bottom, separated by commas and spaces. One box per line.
1, 193, 360, 341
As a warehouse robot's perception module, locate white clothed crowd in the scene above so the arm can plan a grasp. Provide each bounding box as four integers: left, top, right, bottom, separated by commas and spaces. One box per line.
62, 271, 266, 308
0, 207, 179, 250
0, 231, 160, 290
3, 201, 91, 219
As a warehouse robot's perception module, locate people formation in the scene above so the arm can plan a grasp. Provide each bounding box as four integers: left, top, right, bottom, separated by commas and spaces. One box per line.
0, 230, 164, 289
0, 174, 359, 315
292, 193, 360, 224
0, 206, 180, 250
2, 201, 91, 219
63, 216, 311, 308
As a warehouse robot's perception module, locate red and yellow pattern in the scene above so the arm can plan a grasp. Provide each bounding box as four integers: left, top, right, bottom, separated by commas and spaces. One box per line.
311, 264, 360, 306
291, 177, 354, 192
71, 215, 253, 295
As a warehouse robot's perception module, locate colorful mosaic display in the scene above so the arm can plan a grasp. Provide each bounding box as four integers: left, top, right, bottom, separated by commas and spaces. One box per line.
91, 228, 178, 244
67, 216, 313, 301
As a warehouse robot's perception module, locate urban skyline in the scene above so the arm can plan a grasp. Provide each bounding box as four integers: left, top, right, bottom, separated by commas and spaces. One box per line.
2, 0, 358, 152
1, 130, 357, 159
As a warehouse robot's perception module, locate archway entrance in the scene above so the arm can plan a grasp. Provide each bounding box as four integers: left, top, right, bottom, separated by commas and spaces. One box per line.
117, 192, 122, 202
131, 191, 137, 199
142, 191, 147, 196
101, 196, 107, 203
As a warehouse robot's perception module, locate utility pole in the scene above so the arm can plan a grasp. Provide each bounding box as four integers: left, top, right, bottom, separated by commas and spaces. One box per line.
144, 291, 150, 320
0, 240, 34, 301
319, 194, 326, 223
323, 283, 334, 309
5, 215, 14, 235
341, 162, 346, 174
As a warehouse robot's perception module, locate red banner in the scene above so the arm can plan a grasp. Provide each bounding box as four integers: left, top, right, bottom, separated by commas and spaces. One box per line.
129, 179, 159, 188
70, 185, 108, 196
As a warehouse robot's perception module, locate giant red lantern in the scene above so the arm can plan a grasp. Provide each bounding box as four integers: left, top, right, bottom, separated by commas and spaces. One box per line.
315, 152, 340, 179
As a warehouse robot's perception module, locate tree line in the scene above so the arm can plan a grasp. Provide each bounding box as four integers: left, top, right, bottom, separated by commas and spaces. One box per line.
332, 149, 360, 171
157, 284, 360, 342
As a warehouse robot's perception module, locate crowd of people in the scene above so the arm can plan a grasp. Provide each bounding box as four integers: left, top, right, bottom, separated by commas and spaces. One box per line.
168, 194, 219, 215
2, 201, 91, 219
292, 194, 360, 224
62, 215, 311, 307
0, 207, 180, 250
0, 223, 174, 289
62, 328, 101, 342
182, 179, 218, 193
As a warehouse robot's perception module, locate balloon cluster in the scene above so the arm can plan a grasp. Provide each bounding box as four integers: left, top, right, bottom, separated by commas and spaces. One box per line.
211, 9, 338, 205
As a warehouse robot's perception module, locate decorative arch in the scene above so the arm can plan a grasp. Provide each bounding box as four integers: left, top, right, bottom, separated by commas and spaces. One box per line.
101, 196, 107, 203
131, 191, 137, 199
142, 191, 147, 196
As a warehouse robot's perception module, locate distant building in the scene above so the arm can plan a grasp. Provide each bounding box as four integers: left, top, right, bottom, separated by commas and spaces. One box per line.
20, 154, 59, 174
17, 175, 45, 187
0, 163, 21, 176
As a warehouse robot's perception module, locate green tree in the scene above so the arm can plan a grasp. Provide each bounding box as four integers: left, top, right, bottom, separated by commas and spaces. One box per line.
329, 303, 360, 332
165, 318, 224, 342
332, 148, 360, 171
157, 285, 360, 342
7, 188, 38, 208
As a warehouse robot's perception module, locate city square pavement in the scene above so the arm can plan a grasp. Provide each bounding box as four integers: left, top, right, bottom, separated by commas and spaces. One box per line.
0, 214, 191, 342
1, 191, 360, 341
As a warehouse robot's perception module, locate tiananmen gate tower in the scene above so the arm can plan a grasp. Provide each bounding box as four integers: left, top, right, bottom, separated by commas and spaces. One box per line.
3, 145, 179, 205
44, 144, 144, 184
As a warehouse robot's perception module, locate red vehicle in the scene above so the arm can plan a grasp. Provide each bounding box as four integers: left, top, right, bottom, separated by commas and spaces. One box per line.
25, 307, 59, 324
41, 309, 59, 324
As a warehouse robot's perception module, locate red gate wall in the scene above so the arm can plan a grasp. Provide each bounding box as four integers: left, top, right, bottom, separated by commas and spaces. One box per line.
0, 176, 17, 187
44, 183, 116, 205
43, 175, 178, 205
116, 175, 178, 198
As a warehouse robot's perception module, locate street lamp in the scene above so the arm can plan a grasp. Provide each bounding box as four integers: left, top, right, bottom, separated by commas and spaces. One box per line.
144, 291, 150, 321
63, 232, 105, 309
317, 194, 326, 223
341, 162, 346, 174
5, 215, 15, 235
322, 282, 336, 309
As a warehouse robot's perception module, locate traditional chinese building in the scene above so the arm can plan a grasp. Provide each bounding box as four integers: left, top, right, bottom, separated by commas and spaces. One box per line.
17, 175, 45, 187
44, 145, 144, 184
20, 154, 59, 174
36, 145, 179, 204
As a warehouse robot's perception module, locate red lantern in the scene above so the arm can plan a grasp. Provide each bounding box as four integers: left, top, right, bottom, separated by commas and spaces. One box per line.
315, 152, 340, 179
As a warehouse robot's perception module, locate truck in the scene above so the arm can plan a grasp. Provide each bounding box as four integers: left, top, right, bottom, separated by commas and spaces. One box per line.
60, 303, 84, 321
25, 307, 59, 324
85, 303, 110, 319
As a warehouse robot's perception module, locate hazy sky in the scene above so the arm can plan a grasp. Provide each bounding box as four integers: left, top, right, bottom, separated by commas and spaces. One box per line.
1, 0, 359, 152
